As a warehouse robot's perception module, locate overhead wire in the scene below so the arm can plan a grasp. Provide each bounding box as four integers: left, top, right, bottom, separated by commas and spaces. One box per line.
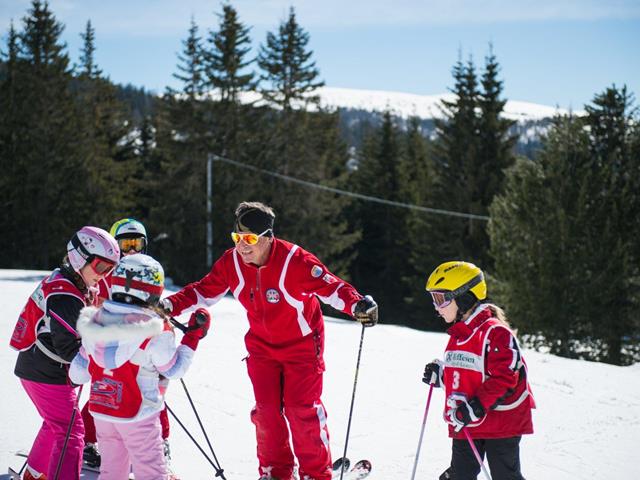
210, 154, 490, 221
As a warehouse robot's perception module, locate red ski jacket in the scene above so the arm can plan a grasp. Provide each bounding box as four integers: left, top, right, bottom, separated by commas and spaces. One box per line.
443, 304, 535, 439
166, 239, 363, 346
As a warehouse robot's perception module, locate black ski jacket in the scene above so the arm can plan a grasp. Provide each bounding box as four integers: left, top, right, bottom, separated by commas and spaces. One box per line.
14, 267, 87, 385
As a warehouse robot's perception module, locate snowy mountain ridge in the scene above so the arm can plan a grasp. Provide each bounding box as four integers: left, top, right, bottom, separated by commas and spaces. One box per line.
212, 86, 575, 122
315, 86, 572, 121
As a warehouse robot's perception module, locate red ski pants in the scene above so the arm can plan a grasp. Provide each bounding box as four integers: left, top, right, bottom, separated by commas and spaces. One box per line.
246, 330, 332, 480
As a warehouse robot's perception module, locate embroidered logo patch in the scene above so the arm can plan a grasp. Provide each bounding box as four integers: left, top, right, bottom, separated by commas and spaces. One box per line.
322, 273, 336, 284
266, 289, 280, 303
311, 265, 323, 278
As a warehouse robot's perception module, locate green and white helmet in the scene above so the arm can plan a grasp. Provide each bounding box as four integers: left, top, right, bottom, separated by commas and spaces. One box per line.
110, 218, 147, 255
111, 253, 164, 306
110, 218, 146, 238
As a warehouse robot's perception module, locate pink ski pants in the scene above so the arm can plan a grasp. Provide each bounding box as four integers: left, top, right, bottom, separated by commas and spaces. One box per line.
21, 379, 84, 480
94, 412, 167, 480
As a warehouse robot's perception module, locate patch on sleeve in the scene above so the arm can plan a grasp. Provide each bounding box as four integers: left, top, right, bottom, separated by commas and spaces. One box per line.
311, 265, 323, 278
322, 273, 336, 284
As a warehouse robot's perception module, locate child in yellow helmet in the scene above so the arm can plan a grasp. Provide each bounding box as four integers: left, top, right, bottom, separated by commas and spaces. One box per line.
423, 261, 535, 480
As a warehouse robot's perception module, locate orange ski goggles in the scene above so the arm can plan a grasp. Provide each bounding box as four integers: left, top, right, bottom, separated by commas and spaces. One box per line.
230, 229, 272, 246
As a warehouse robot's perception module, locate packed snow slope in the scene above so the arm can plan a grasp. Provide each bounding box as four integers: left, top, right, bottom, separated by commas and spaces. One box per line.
0, 270, 637, 479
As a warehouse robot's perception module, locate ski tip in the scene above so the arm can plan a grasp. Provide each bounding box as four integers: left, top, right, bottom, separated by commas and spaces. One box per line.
332, 456, 351, 472
349, 459, 372, 480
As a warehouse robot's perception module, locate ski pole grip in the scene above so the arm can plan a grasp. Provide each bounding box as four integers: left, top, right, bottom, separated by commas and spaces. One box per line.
169, 317, 188, 333
194, 310, 208, 327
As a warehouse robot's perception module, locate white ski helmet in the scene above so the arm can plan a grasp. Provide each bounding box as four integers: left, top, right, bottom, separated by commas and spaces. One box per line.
110, 218, 147, 240
111, 253, 164, 306
110, 218, 148, 254
67, 226, 120, 273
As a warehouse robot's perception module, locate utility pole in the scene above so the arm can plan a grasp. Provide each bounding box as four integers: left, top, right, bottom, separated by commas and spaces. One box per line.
206, 153, 213, 266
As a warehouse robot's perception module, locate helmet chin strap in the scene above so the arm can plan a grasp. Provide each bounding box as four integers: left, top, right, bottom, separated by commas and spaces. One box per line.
453, 293, 479, 323
61, 258, 89, 294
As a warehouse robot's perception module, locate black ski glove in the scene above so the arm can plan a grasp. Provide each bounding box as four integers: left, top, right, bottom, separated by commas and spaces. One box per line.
446, 396, 485, 432
353, 295, 378, 327
422, 359, 443, 387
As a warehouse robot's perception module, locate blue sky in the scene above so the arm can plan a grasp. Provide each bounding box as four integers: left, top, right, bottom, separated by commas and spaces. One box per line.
2, 0, 639, 109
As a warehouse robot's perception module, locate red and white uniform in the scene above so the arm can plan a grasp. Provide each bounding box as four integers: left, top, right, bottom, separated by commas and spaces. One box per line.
69, 300, 196, 480
443, 304, 535, 440
70, 301, 195, 422
166, 238, 363, 480
82, 273, 174, 442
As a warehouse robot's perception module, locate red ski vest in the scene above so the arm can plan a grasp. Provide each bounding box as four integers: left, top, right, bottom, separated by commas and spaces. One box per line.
443, 306, 534, 438
443, 317, 506, 428
87, 338, 151, 419
10, 270, 85, 351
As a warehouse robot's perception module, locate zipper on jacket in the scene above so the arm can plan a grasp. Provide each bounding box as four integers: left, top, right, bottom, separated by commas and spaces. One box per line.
256, 267, 270, 341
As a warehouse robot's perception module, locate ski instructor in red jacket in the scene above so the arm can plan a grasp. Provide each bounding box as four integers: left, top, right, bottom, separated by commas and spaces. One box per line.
161, 201, 378, 480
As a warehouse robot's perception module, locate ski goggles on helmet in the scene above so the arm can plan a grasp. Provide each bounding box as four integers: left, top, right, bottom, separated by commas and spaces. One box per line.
117, 236, 146, 254
430, 291, 454, 309
231, 229, 272, 246
87, 255, 117, 275
429, 274, 484, 309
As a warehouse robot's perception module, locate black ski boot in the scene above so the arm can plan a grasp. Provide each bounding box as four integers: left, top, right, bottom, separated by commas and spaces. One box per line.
83, 442, 101, 468
439, 466, 452, 480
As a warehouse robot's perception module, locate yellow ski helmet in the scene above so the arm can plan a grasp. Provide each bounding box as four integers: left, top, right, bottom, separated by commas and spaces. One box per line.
425, 261, 487, 306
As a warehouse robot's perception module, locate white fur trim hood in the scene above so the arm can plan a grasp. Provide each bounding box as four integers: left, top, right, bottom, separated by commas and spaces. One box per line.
77, 301, 164, 344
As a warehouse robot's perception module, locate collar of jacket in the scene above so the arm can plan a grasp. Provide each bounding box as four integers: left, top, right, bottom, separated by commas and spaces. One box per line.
242, 237, 279, 269
447, 303, 493, 340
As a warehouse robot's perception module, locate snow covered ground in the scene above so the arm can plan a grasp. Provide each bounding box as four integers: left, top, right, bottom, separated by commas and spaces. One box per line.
1, 269, 638, 479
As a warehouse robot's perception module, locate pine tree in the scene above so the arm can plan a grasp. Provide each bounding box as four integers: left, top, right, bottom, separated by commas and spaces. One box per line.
172, 17, 205, 100
204, 3, 255, 104
490, 86, 640, 364
579, 85, 639, 364
489, 116, 592, 358
257, 7, 324, 111
401, 117, 442, 329
473, 46, 517, 266
0, 22, 21, 244
202, 1, 255, 223
429, 55, 481, 263
78, 20, 101, 78
151, 19, 210, 283
0, 0, 92, 267
348, 111, 410, 316
477, 46, 516, 190
428, 49, 515, 268
74, 19, 136, 227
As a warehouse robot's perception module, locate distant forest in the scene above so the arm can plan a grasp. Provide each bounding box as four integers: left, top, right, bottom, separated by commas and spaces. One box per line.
1, 1, 639, 364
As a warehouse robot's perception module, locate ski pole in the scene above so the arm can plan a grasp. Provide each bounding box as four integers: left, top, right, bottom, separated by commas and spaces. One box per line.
53, 384, 83, 480
167, 310, 208, 333
165, 403, 227, 479
16, 458, 27, 476
339, 323, 367, 480
410, 383, 434, 480
462, 428, 492, 480
180, 378, 226, 476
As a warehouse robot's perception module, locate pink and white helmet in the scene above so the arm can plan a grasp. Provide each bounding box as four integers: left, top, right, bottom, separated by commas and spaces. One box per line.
67, 226, 120, 273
